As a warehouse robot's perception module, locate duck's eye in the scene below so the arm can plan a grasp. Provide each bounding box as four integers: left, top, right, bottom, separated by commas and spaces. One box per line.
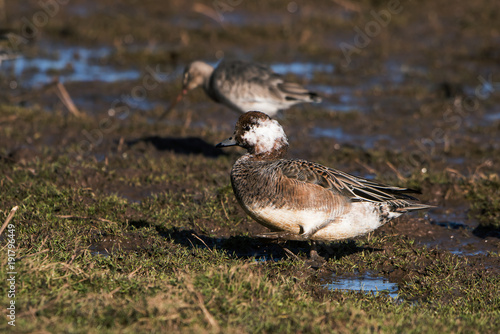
243, 125, 251, 131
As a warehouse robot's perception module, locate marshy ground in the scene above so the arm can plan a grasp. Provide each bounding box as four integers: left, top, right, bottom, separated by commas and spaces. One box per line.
0, 0, 499, 332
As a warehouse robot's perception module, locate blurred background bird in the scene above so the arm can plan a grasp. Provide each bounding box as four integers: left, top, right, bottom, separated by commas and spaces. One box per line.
161, 59, 322, 119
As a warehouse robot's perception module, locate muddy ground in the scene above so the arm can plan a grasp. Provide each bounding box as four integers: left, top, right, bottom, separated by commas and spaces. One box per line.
0, 0, 499, 332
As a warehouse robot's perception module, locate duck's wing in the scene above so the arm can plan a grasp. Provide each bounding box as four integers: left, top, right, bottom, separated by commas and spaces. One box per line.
277, 159, 423, 204
212, 60, 275, 88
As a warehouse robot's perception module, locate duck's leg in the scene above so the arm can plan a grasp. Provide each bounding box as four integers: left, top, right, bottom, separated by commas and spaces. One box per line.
300, 218, 338, 240
309, 240, 320, 260
256, 232, 323, 261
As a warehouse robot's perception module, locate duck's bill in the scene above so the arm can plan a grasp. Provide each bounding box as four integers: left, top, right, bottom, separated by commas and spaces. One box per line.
216, 136, 238, 148
158, 89, 187, 120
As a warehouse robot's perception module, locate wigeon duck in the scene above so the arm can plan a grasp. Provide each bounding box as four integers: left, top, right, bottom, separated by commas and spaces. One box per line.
216, 111, 432, 243
167, 60, 321, 118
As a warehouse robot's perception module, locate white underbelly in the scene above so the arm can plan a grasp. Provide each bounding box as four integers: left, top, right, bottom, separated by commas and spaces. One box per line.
248, 202, 394, 241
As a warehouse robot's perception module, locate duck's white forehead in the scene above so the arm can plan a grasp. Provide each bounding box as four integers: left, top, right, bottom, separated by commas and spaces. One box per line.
242, 117, 288, 152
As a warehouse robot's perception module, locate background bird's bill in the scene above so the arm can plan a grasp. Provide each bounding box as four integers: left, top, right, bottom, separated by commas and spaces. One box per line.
158, 89, 187, 120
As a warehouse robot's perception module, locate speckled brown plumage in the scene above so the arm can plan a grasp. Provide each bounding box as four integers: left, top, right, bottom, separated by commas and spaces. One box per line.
217, 111, 433, 241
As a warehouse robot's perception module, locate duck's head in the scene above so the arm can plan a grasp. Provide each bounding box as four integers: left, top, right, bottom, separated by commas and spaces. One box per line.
216, 111, 289, 159
182, 61, 214, 92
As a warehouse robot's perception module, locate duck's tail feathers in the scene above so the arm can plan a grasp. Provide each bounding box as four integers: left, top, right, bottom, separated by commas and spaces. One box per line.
395, 203, 436, 213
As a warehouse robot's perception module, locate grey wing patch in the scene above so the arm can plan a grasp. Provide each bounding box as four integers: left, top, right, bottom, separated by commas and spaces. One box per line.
212, 60, 283, 101
215, 60, 274, 84
211, 60, 321, 113
278, 82, 322, 103
239, 62, 274, 81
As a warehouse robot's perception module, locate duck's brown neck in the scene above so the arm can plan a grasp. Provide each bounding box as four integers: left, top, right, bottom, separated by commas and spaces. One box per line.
247, 145, 288, 161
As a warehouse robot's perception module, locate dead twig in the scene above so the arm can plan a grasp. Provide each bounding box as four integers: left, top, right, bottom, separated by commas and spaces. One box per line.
55, 81, 84, 118
0, 206, 19, 236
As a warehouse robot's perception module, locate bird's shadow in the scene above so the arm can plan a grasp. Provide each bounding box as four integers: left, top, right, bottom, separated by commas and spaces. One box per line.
472, 225, 500, 239
127, 136, 224, 158
129, 220, 379, 262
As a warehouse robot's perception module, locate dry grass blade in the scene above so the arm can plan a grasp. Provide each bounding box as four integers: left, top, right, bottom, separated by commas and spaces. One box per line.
355, 158, 377, 175
185, 279, 220, 332
192, 233, 213, 254
279, 245, 300, 261
55, 214, 119, 225
18, 249, 50, 260
128, 265, 143, 279
386, 161, 406, 182
220, 199, 230, 221
182, 110, 193, 133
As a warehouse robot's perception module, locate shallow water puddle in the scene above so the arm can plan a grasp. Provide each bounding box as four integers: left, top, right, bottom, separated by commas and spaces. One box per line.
4, 45, 141, 86
416, 209, 498, 257
89, 244, 110, 258
311, 127, 347, 141
253, 255, 280, 263
308, 84, 337, 96
484, 111, 500, 122
89, 233, 148, 258
311, 126, 394, 149
323, 272, 399, 298
383, 60, 428, 85
271, 62, 334, 80
222, 12, 285, 26
309, 84, 369, 113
